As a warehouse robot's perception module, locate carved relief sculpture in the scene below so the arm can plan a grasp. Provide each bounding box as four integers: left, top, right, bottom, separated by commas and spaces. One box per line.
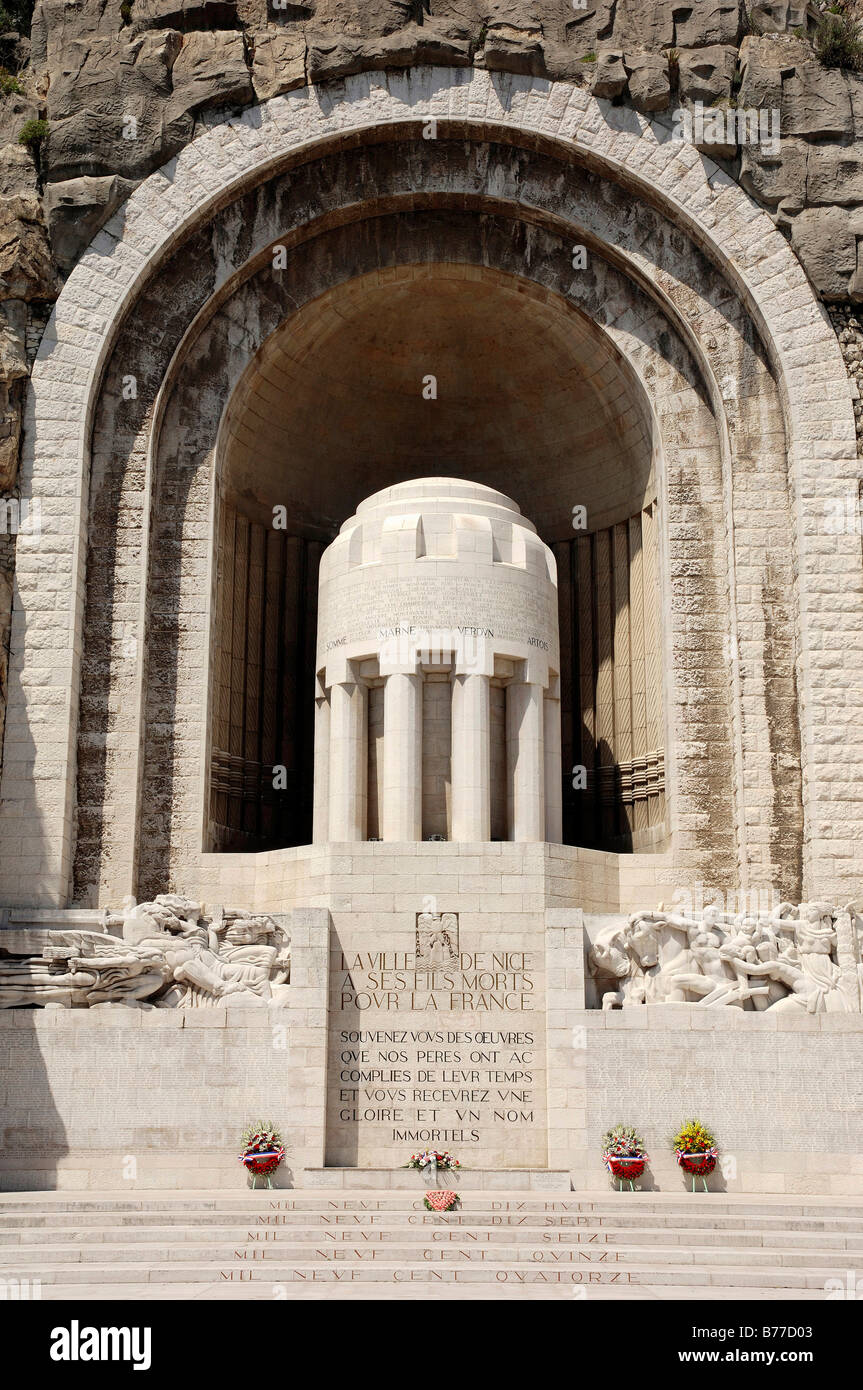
589, 901, 863, 1013
0, 896, 291, 1009
416, 911, 459, 969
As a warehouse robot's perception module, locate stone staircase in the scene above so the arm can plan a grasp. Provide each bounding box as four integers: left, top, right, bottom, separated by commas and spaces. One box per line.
0, 1191, 861, 1300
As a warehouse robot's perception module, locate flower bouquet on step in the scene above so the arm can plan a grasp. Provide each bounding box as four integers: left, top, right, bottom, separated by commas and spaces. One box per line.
405, 1152, 461, 1210
405, 1150, 461, 1180
239, 1121, 285, 1180
601, 1124, 648, 1189
406, 1151, 461, 1205
671, 1118, 718, 1189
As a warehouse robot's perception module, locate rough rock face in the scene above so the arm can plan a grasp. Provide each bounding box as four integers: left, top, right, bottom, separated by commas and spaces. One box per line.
0, 0, 862, 782
10, 1, 863, 299
678, 45, 737, 105
43, 173, 136, 271
624, 52, 671, 113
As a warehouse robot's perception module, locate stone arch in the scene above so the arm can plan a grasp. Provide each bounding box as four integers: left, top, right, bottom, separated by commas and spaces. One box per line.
0, 67, 858, 910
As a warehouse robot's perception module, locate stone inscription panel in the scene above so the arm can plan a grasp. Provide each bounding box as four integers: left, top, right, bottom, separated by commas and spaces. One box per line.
326, 913, 548, 1169
317, 572, 559, 667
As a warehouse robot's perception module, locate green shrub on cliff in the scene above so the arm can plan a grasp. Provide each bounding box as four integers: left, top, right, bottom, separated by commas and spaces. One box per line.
815, 11, 863, 70
18, 117, 47, 149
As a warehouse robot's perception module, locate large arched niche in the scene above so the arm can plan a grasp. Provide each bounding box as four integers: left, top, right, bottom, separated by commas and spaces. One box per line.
134, 195, 731, 901
209, 261, 666, 861
0, 67, 857, 913
134, 193, 735, 902
219, 265, 656, 539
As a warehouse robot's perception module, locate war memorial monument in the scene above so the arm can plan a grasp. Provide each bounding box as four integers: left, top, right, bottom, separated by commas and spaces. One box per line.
0, 0, 861, 1315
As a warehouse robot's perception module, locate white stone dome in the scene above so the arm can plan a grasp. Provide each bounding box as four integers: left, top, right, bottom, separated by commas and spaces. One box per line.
317, 475, 558, 684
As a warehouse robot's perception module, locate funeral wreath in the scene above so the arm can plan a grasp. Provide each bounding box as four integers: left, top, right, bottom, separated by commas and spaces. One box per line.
601, 1123, 648, 1187
239, 1121, 286, 1178
671, 1118, 719, 1187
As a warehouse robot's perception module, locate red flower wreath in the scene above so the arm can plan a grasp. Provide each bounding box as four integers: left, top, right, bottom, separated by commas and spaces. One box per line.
239, 1122, 285, 1178
604, 1155, 647, 1181
242, 1151, 284, 1177
676, 1150, 718, 1177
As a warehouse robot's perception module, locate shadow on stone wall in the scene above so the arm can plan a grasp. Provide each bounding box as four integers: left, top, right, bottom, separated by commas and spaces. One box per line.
0, 1010, 68, 1190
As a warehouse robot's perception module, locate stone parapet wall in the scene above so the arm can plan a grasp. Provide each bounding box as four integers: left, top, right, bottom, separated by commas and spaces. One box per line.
0, 1005, 298, 1190
1, 904, 860, 1196
0, 904, 330, 1190
2, 1001, 860, 1194
575, 1006, 863, 1197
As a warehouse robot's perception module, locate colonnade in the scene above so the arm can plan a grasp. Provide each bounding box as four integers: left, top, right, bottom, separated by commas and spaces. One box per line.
314, 663, 561, 844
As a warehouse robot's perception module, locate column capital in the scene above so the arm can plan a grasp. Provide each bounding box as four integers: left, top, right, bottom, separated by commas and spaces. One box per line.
517, 654, 549, 687
379, 653, 422, 677
326, 654, 361, 688
453, 640, 494, 678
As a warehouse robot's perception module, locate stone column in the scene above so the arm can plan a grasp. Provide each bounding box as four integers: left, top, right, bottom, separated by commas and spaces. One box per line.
451, 672, 491, 841
507, 681, 545, 842
328, 675, 367, 841
312, 683, 330, 843
382, 672, 422, 840
544, 685, 562, 844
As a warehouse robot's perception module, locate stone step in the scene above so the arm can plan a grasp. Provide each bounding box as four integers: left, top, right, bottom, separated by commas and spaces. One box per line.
0, 1242, 858, 1272
0, 1259, 841, 1288
21, 1280, 832, 1302
6, 1206, 861, 1239
2, 1223, 863, 1251
1, 1193, 860, 1216
2, 1191, 857, 1299
3, 1208, 862, 1232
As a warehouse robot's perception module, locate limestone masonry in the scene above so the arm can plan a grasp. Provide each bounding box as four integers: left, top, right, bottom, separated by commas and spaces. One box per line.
0, 3, 861, 1245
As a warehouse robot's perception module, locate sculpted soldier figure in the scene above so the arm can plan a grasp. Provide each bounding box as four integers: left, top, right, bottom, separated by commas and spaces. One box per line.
589, 899, 860, 1014
0, 931, 169, 1008
736, 902, 847, 1014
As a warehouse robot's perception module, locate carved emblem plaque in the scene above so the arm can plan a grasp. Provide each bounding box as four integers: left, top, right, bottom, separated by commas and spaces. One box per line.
415, 911, 459, 969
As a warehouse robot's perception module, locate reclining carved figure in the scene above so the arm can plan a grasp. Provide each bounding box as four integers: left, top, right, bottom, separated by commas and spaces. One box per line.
0, 895, 291, 1009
